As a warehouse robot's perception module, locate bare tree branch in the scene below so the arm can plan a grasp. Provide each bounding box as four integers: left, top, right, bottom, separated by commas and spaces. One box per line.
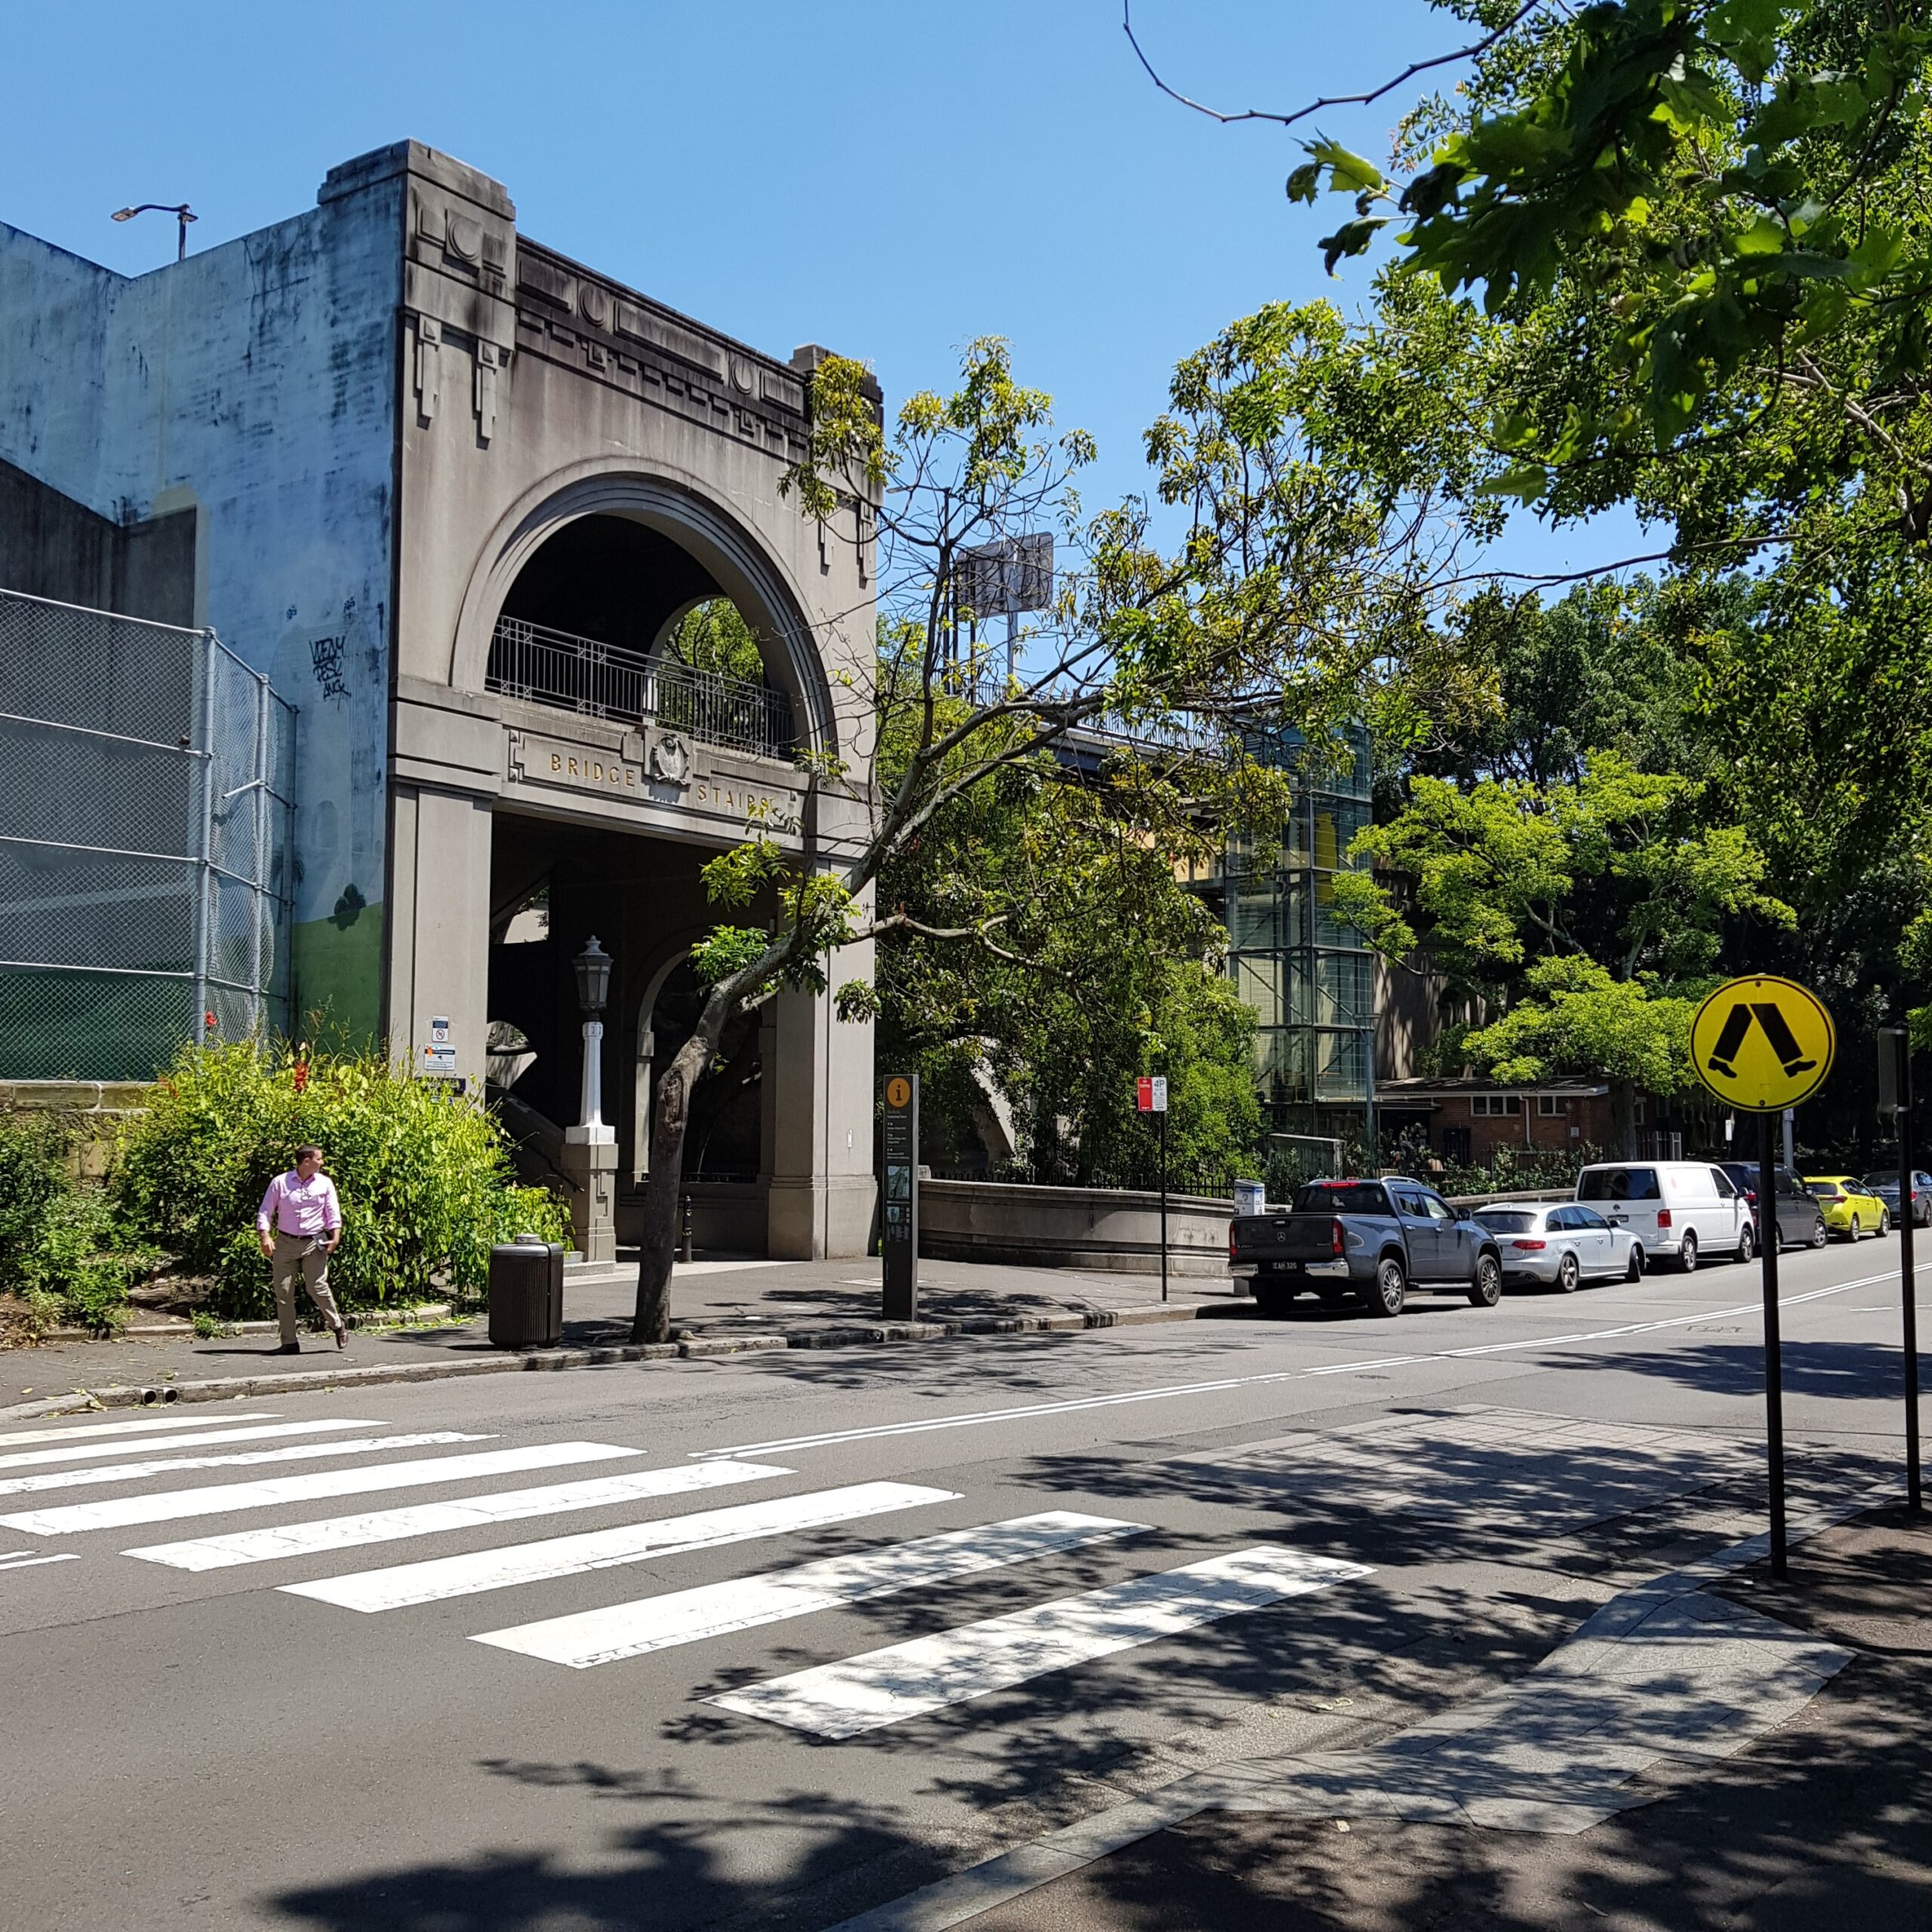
1121, 0, 1549, 134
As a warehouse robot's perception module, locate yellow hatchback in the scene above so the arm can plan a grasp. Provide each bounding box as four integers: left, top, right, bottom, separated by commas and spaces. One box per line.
1804, 1175, 1891, 1239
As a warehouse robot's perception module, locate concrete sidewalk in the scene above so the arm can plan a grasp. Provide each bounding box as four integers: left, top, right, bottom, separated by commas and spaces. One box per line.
2, 1256, 1251, 1411
865, 1503, 1932, 1932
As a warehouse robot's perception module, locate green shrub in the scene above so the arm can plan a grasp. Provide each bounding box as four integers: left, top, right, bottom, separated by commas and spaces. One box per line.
0, 1107, 73, 1270
115, 1041, 568, 1319
0, 1110, 150, 1334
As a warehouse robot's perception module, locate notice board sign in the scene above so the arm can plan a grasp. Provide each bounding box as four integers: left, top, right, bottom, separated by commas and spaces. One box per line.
882, 1073, 919, 1319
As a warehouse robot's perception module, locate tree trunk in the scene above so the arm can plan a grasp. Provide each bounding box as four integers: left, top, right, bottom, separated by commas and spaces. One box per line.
1609, 1078, 1638, 1161
632, 982, 737, 1343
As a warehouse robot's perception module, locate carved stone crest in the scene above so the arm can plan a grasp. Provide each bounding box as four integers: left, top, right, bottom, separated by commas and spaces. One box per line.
650, 731, 691, 786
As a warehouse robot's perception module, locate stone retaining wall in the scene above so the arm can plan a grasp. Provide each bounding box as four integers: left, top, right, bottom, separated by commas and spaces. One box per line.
918, 1177, 1234, 1278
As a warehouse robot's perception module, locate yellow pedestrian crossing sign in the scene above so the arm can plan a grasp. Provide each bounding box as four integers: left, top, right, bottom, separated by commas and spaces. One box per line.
1690, 975, 1835, 1112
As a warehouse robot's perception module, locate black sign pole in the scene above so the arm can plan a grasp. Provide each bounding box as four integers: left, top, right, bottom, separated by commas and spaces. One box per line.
1758, 1106, 1788, 1579
1899, 1030, 1921, 1512
881, 1075, 919, 1321
1159, 1101, 1169, 1305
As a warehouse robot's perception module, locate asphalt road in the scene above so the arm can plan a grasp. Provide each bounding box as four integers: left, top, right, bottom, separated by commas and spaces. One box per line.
2, 1237, 1924, 1932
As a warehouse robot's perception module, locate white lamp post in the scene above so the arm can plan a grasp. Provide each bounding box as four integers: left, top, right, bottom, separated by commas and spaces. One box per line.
569, 936, 615, 1145
561, 936, 618, 1263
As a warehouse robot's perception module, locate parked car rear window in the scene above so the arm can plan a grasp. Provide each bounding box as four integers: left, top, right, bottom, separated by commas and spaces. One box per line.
1863, 1175, 1900, 1190
1578, 1167, 1661, 1201
1475, 1211, 1539, 1234
1294, 1183, 1389, 1214
1806, 1180, 1842, 1198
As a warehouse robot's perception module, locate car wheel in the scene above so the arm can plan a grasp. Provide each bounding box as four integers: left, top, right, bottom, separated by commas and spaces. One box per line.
1467, 1253, 1503, 1309
1678, 1231, 1699, 1273
1880, 1210, 1891, 1235
1808, 1215, 1828, 1248
1368, 1255, 1406, 1318
1849, 1214, 1862, 1241
1626, 1244, 1645, 1281
1734, 1221, 1755, 1264
1556, 1251, 1580, 1294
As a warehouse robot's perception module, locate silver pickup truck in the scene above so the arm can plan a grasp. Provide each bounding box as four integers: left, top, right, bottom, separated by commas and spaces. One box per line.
1229, 1176, 1505, 1318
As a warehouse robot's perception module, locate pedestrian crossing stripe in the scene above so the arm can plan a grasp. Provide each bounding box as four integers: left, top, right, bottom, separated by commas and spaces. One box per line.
0, 1431, 489, 1498
1690, 974, 1835, 1111
278, 1481, 960, 1614
710, 1547, 1374, 1739
2, 1440, 640, 1537
471, 1511, 1152, 1669
0, 1412, 282, 1451
125, 1459, 793, 1571
0, 1417, 383, 1474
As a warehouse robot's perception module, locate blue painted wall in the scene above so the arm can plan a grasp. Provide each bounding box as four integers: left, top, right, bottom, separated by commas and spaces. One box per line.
0, 175, 401, 1041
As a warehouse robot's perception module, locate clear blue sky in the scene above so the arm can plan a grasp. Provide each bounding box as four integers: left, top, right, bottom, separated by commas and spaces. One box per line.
3, 0, 1644, 580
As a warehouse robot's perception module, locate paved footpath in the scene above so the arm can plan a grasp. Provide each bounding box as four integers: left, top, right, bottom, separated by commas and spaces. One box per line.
2, 1257, 1240, 1412
1, 1236, 1927, 1930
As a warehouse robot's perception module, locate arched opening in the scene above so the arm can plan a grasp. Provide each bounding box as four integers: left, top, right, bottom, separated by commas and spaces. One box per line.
637, 955, 764, 1183
488, 514, 795, 761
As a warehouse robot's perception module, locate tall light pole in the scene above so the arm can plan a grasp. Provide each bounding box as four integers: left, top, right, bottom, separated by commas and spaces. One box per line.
112, 202, 198, 262
572, 936, 614, 1140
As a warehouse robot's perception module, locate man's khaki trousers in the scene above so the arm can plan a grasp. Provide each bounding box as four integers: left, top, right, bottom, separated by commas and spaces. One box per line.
269, 1232, 342, 1343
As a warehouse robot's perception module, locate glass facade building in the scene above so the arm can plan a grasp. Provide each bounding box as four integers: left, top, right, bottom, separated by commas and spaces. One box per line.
1223, 724, 1377, 1141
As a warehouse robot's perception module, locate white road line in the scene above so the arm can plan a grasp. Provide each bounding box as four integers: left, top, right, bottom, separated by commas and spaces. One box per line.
280, 1481, 960, 1614
0, 1432, 489, 1498
0, 1551, 82, 1571
126, 1460, 794, 1571
697, 1263, 1930, 1458
0, 1418, 381, 1472
2, 1441, 639, 1537
710, 1546, 1374, 1740
472, 1511, 1151, 1669
0, 1412, 280, 1449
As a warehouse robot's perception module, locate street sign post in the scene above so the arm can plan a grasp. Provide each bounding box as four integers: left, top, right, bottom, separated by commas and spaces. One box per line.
1137, 1075, 1169, 1303
1879, 1026, 1921, 1512
881, 1074, 919, 1320
1691, 974, 1838, 1579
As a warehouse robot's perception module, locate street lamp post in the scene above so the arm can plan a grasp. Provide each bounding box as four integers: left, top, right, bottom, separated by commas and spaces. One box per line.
561, 937, 618, 1264
572, 936, 613, 1137
112, 202, 198, 262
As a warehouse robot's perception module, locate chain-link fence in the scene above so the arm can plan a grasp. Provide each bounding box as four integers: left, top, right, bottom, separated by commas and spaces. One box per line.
0, 588, 296, 1080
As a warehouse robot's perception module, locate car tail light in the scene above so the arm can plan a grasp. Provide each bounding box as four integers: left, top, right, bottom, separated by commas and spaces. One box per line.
1657, 1208, 1672, 1228
1331, 1218, 1346, 1257
1229, 1229, 1238, 1260
1511, 1238, 1546, 1251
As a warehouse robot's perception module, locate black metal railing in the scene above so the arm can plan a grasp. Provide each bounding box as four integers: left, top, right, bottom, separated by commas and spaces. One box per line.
488, 616, 796, 761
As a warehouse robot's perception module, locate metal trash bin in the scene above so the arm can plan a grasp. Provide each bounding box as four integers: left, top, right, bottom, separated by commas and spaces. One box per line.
488, 1235, 564, 1349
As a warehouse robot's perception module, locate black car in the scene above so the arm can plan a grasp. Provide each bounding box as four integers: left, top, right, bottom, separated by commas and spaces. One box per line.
1715, 1161, 1828, 1250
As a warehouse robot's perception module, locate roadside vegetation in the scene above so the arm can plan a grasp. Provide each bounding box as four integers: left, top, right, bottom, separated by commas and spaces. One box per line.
0, 1043, 566, 1343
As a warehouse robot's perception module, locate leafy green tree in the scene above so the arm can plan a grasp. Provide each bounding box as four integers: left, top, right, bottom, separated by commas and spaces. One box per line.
630, 321, 1473, 1341
1332, 744, 1790, 1146
1134, 1, 1932, 1093
875, 706, 1262, 1186
667, 598, 766, 682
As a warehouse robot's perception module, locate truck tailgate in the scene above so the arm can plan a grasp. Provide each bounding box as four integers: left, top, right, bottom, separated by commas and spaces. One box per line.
1232, 1213, 1344, 1260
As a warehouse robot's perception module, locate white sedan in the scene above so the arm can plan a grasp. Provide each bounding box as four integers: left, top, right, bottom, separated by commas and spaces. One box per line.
1472, 1201, 1646, 1291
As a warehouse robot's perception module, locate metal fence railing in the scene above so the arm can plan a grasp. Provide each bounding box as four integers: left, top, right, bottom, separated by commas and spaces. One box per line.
0, 588, 296, 1081
488, 615, 795, 761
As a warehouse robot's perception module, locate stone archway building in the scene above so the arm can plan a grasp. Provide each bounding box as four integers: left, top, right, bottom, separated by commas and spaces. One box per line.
0, 140, 878, 1258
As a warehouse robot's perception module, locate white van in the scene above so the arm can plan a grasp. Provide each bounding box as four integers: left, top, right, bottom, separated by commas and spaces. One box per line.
1574, 1162, 1754, 1272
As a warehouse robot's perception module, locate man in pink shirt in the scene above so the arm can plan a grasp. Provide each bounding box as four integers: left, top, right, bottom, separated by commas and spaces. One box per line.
255, 1145, 346, 1352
